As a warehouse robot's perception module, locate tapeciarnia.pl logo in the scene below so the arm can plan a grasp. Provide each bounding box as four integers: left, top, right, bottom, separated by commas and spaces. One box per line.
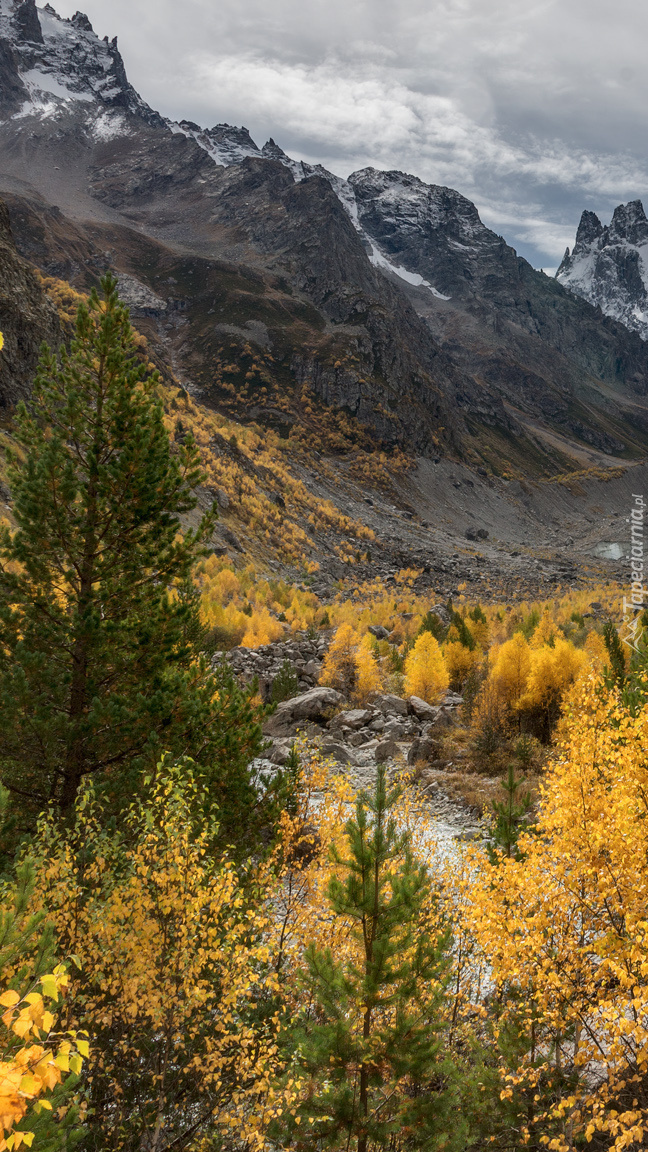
622, 493, 647, 654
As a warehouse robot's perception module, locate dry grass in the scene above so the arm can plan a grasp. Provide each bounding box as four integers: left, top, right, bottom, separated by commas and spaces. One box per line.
416, 767, 542, 817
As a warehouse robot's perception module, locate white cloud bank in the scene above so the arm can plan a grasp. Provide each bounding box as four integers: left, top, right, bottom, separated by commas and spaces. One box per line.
51, 0, 648, 266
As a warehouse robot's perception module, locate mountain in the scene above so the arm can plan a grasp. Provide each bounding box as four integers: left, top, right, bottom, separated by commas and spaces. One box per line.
557, 200, 648, 341
2, 0, 648, 476
2, 0, 648, 597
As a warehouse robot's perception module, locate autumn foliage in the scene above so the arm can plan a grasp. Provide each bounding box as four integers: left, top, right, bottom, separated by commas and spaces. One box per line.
32, 761, 280, 1152
403, 632, 449, 703
463, 672, 648, 1150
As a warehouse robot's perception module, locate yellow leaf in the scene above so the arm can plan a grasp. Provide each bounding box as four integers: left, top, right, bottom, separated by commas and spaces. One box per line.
0, 993, 19, 1009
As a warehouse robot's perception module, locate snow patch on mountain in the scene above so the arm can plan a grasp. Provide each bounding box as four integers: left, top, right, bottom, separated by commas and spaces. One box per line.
0, 1, 161, 128
367, 241, 451, 298
170, 119, 262, 166
557, 200, 648, 340
20, 65, 92, 101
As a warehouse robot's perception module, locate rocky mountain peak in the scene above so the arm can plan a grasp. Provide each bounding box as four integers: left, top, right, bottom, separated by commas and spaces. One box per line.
12, 0, 43, 44
261, 138, 289, 162
574, 209, 603, 250
70, 10, 92, 32
608, 199, 648, 246
557, 199, 648, 339
0, 1, 163, 123
171, 119, 262, 165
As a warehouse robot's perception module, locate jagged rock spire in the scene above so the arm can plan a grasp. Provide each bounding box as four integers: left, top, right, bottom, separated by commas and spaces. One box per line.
12, 0, 42, 43
574, 209, 603, 249
70, 11, 93, 32
609, 199, 648, 246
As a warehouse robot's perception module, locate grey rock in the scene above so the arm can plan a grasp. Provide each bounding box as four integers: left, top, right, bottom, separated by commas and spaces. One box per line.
214, 525, 243, 552
442, 693, 464, 707
368, 625, 390, 640
263, 686, 342, 736
408, 695, 440, 720
367, 692, 409, 716
330, 708, 372, 731
321, 741, 356, 766
267, 738, 295, 766
407, 737, 444, 764
289, 687, 343, 720
382, 719, 413, 740
216, 488, 230, 509
348, 729, 373, 747
375, 738, 400, 763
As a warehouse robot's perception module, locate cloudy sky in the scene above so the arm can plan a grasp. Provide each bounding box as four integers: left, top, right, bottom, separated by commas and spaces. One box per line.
52, 0, 648, 269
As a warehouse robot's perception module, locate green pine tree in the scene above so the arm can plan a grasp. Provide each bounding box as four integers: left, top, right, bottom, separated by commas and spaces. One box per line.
603, 621, 627, 689
273, 765, 465, 1151
487, 763, 532, 862
0, 275, 265, 846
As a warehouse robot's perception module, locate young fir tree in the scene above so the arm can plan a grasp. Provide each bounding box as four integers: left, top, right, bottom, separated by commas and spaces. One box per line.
487, 763, 532, 862
274, 766, 465, 1152
0, 275, 265, 845
602, 621, 627, 689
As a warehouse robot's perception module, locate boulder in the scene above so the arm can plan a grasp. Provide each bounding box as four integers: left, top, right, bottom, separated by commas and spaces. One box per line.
407, 737, 444, 765
348, 729, 373, 747
321, 740, 356, 766
375, 738, 400, 763
423, 710, 453, 730
329, 708, 372, 731
367, 692, 408, 716
408, 695, 439, 720
368, 625, 390, 640
287, 686, 343, 720
442, 693, 464, 708
264, 686, 343, 735
267, 738, 295, 766
216, 488, 230, 509
383, 719, 414, 740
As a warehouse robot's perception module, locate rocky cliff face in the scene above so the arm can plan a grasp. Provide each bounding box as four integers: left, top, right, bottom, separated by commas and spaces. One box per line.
557, 200, 648, 340
0, 197, 61, 409
1, 2, 648, 472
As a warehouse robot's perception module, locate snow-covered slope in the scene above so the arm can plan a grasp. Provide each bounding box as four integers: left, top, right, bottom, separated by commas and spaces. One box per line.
0, 1, 485, 304
0, 0, 162, 132
557, 201, 648, 340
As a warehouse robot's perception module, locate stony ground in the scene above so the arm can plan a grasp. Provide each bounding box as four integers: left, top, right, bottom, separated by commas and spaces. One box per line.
225, 633, 494, 848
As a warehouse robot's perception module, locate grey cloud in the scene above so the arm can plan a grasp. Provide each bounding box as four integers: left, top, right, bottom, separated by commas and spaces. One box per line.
51, 0, 648, 266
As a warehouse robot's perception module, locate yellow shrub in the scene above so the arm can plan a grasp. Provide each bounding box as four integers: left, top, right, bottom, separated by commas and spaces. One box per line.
241, 609, 284, 649
584, 629, 608, 673
443, 639, 478, 688
320, 625, 383, 702
521, 638, 587, 710
489, 632, 531, 708
403, 632, 449, 704
354, 636, 383, 702
529, 609, 557, 649
320, 623, 361, 698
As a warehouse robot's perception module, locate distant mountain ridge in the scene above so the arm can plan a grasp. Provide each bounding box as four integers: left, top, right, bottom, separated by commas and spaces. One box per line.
2, 0, 648, 474
557, 200, 648, 340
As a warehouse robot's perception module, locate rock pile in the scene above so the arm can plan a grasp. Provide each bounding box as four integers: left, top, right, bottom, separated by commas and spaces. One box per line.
222, 634, 328, 701
263, 686, 464, 790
